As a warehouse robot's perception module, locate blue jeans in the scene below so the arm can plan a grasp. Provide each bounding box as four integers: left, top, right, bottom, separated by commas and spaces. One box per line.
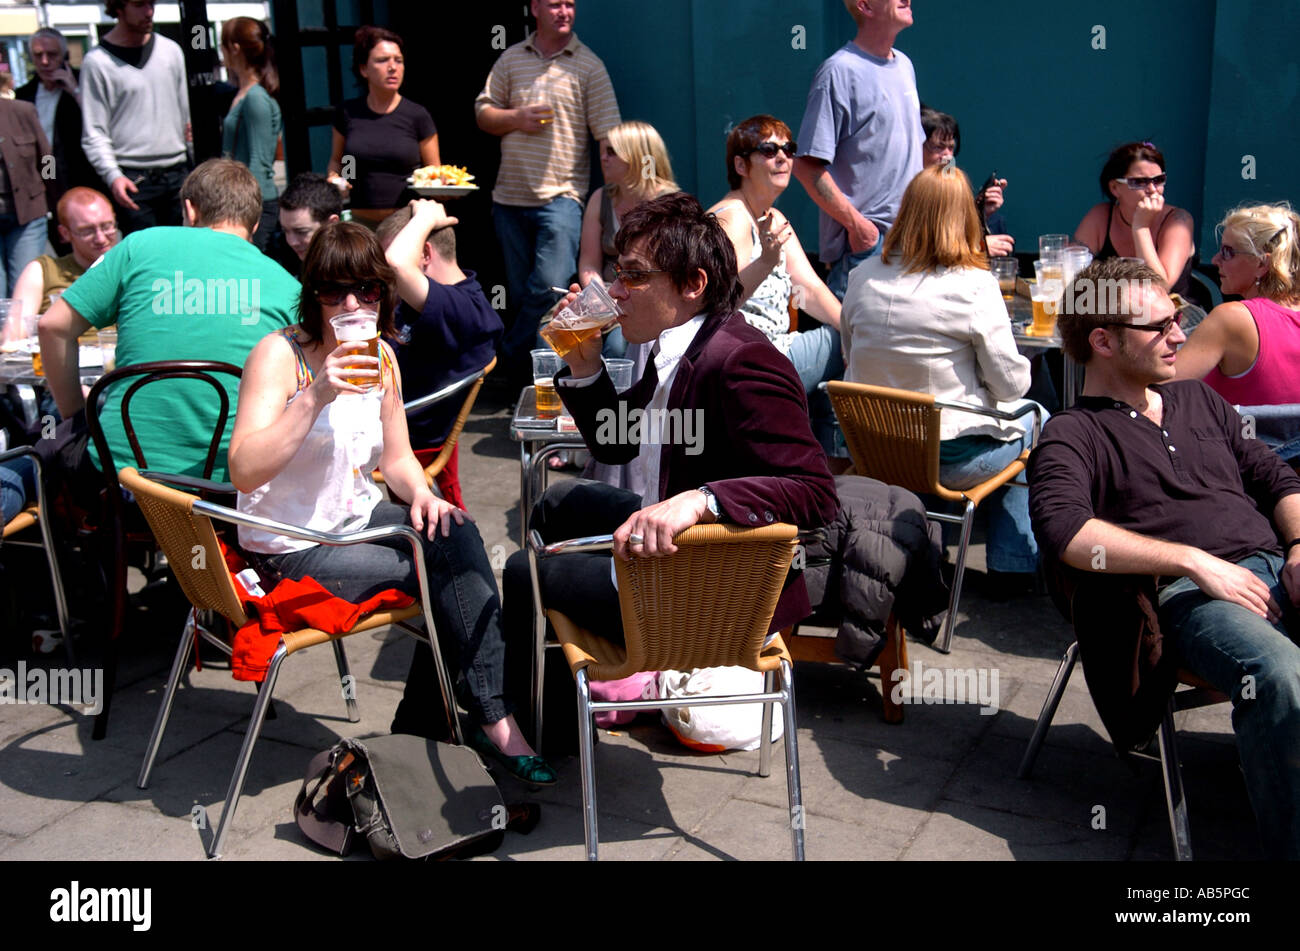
493, 197, 584, 362
1158, 551, 1300, 859
0, 214, 49, 298
785, 324, 844, 455
255, 501, 513, 726
936, 401, 1045, 574
1, 455, 35, 524
827, 229, 887, 301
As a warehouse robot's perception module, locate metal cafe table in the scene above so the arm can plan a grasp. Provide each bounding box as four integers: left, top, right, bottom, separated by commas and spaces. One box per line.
510, 385, 587, 547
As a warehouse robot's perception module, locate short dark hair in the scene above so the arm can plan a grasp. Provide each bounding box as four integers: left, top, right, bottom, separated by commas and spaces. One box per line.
374, 207, 456, 261
1099, 141, 1165, 202
352, 25, 403, 82
179, 159, 263, 232
614, 192, 743, 315
725, 115, 794, 191
297, 221, 398, 345
1058, 257, 1168, 364
920, 107, 960, 155
280, 172, 343, 223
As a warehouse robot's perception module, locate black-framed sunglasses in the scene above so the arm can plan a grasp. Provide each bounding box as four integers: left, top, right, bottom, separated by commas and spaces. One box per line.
745, 141, 797, 159
313, 281, 386, 305
612, 263, 667, 288
1115, 173, 1167, 190
1104, 313, 1184, 336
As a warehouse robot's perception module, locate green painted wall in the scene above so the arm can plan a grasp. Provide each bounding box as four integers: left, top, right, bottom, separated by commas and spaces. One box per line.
577, 0, 1292, 267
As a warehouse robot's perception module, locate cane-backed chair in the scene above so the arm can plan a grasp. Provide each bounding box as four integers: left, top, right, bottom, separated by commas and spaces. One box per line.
528, 522, 806, 861
827, 380, 1042, 653
121, 467, 461, 859
0, 446, 73, 659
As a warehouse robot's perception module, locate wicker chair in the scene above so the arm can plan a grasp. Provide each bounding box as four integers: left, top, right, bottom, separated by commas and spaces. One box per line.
121, 467, 461, 859
827, 381, 1041, 653
528, 522, 806, 861
373, 356, 496, 493
0, 446, 73, 660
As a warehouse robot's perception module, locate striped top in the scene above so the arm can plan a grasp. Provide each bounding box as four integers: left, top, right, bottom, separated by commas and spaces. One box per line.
475, 33, 621, 207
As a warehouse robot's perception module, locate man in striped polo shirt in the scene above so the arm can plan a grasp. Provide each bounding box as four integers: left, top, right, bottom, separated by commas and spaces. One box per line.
475, 0, 621, 382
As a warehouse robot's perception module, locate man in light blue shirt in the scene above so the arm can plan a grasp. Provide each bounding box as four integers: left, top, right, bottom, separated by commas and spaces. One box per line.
793, 0, 924, 299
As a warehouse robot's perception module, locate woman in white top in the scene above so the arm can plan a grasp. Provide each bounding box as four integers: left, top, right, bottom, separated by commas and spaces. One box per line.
842, 164, 1045, 579
229, 222, 553, 784
708, 115, 843, 450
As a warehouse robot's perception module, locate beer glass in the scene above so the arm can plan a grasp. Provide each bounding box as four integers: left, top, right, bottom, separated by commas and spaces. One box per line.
531, 348, 563, 418
540, 280, 621, 356
989, 257, 1019, 302
329, 311, 380, 388
1030, 259, 1064, 336
1038, 234, 1069, 264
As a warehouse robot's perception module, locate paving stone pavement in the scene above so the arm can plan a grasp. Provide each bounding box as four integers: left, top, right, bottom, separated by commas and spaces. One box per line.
0, 381, 1261, 861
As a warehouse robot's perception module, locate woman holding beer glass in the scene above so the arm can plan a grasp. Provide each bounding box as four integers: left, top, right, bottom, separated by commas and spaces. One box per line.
841, 164, 1045, 589
1073, 141, 1195, 297
229, 222, 554, 785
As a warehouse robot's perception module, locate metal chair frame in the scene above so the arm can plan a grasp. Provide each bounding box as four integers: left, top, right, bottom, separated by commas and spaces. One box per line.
827, 381, 1042, 653
84, 361, 244, 739
122, 468, 461, 859
1017, 640, 1227, 861
0, 445, 74, 661
527, 525, 806, 861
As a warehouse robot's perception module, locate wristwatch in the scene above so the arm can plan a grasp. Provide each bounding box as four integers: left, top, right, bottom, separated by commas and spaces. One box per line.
699, 485, 721, 520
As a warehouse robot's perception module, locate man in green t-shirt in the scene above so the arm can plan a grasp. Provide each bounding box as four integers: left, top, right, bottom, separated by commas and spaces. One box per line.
38, 158, 301, 481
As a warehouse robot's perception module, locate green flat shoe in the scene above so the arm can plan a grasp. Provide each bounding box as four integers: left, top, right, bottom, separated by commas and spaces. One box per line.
469, 727, 558, 787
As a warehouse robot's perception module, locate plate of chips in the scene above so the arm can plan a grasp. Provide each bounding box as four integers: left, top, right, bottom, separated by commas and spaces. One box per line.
408, 164, 479, 198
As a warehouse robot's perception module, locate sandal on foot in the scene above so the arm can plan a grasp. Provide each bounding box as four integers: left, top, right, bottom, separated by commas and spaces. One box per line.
469, 727, 557, 786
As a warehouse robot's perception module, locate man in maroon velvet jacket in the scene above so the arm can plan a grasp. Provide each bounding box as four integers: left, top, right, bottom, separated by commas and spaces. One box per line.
495, 193, 838, 718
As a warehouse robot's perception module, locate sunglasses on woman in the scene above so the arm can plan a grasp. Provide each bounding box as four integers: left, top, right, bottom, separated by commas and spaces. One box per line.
745, 141, 797, 159
1115, 174, 1167, 190
313, 281, 385, 305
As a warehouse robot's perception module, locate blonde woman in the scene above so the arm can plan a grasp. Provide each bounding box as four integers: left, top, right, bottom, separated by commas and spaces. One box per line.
1175, 203, 1300, 404
578, 119, 678, 287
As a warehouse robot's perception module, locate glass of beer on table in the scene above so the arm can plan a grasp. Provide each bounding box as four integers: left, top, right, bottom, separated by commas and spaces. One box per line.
329, 311, 380, 389
539, 279, 621, 357
990, 257, 1019, 303
1030, 259, 1065, 336
531, 348, 563, 418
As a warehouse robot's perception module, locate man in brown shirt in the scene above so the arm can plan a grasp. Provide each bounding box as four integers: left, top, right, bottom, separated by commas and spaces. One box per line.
1029, 257, 1300, 859
0, 98, 54, 297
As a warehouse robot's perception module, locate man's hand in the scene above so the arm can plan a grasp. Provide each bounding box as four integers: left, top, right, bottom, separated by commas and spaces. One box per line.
981, 180, 1007, 213
550, 283, 604, 377
613, 490, 711, 560
986, 234, 1016, 257
1188, 549, 1281, 622
409, 198, 458, 230
110, 175, 140, 211
847, 210, 879, 254
516, 104, 555, 133
51, 64, 77, 95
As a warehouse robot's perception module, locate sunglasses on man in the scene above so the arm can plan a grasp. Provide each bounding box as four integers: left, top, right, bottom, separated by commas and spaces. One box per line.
313, 281, 385, 305
1104, 312, 1183, 336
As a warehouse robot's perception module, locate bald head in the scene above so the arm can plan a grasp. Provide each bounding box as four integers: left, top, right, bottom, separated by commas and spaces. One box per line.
56, 187, 119, 267
56, 187, 114, 228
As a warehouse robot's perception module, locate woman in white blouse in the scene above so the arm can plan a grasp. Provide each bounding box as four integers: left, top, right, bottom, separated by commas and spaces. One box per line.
842, 164, 1045, 583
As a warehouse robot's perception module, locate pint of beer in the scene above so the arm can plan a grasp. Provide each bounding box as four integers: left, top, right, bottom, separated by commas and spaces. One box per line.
540, 279, 621, 357
329, 311, 380, 388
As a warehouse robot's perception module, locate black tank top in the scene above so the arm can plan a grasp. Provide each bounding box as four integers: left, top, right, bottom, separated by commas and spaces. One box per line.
1098, 202, 1193, 297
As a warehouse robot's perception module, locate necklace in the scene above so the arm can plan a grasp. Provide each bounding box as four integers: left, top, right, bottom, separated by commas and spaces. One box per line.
1117, 205, 1132, 227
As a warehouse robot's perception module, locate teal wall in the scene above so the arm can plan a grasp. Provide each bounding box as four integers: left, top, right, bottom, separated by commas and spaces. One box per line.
577, 0, 1292, 266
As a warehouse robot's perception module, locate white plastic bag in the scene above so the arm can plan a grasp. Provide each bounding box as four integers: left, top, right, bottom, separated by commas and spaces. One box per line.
657, 666, 783, 752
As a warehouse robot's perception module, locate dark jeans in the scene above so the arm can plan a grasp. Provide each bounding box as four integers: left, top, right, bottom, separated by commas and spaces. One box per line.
253, 197, 279, 253
116, 163, 187, 235
501, 480, 641, 711
256, 501, 512, 727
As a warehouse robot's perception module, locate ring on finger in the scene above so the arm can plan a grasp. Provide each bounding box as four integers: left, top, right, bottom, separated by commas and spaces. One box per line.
629, 532, 645, 545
